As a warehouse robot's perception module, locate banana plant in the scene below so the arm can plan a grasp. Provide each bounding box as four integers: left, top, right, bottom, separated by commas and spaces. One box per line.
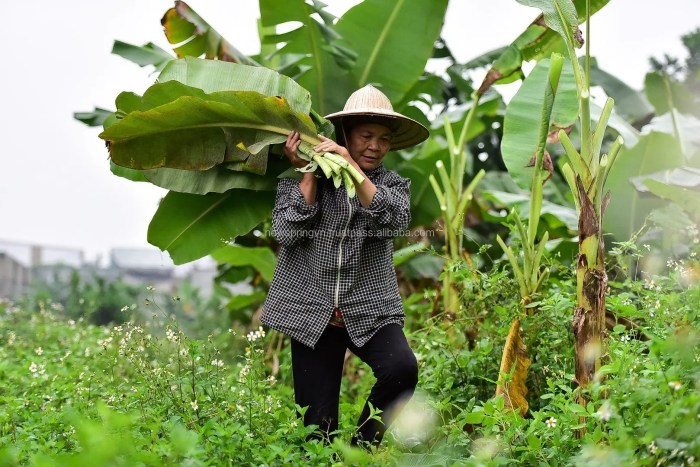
428, 104, 486, 318
493, 54, 565, 415
518, 0, 623, 393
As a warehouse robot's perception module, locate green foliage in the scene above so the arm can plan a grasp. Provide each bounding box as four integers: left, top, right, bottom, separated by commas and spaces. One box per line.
334, 0, 449, 103
501, 57, 578, 191
2, 245, 699, 464
146, 190, 276, 265
101, 78, 317, 172
27, 271, 141, 326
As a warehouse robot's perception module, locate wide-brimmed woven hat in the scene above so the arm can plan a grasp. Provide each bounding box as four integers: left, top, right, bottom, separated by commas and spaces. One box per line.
324, 85, 429, 150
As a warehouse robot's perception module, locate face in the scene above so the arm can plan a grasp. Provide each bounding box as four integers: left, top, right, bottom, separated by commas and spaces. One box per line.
346, 123, 392, 171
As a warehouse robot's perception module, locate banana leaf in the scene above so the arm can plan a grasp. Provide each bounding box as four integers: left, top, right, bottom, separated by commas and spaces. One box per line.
111, 40, 174, 72
161, 0, 258, 66
147, 190, 275, 264
334, 0, 449, 104
259, 0, 356, 114
501, 58, 579, 190
143, 167, 281, 194
644, 179, 700, 220
157, 58, 312, 115
604, 131, 684, 241
100, 81, 318, 172
478, 0, 608, 95
516, 0, 579, 53
74, 108, 113, 127
210, 244, 277, 282
644, 71, 698, 117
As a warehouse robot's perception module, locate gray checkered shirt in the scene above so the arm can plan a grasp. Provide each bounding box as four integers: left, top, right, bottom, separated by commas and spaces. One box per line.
261, 165, 410, 349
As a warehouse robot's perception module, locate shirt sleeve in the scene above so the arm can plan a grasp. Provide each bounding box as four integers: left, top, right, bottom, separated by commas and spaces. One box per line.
358, 172, 411, 237
271, 178, 320, 247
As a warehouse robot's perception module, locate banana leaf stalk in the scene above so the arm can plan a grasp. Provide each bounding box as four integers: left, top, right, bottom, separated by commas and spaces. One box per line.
296, 141, 364, 197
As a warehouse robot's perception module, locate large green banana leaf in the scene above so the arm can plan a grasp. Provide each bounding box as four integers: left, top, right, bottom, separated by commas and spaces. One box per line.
645, 71, 699, 117
101, 58, 317, 190
644, 179, 700, 220
148, 190, 275, 265
143, 167, 280, 194
501, 58, 579, 190
161, 0, 258, 66
259, 0, 356, 114
604, 131, 684, 241
334, 0, 449, 104
210, 244, 277, 282
100, 81, 317, 172
157, 58, 312, 115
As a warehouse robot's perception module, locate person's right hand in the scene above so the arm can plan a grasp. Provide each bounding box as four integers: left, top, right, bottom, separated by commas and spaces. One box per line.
284, 132, 307, 168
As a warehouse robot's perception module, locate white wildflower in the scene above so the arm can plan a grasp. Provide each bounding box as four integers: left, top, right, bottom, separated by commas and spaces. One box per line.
35, 347, 43, 356
545, 417, 557, 428
596, 402, 613, 422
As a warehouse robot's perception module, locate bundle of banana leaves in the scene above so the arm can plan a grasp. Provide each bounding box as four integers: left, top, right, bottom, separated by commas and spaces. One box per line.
99, 57, 363, 197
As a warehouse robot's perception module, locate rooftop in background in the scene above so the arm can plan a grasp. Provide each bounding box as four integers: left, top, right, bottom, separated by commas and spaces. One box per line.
0, 239, 216, 274
0, 240, 84, 268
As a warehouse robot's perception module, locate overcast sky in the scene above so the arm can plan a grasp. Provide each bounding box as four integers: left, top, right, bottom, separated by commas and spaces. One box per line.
1, 0, 697, 267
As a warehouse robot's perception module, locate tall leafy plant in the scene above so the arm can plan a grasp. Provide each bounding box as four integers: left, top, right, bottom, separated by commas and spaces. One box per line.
515, 0, 623, 394
494, 54, 566, 415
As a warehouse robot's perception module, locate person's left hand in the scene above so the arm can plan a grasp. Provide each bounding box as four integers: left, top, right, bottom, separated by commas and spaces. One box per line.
314, 136, 360, 171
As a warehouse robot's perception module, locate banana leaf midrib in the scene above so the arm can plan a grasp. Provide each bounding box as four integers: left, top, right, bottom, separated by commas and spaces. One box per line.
358, 0, 405, 86
102, 121, 321, 146
301, 3, 326, 114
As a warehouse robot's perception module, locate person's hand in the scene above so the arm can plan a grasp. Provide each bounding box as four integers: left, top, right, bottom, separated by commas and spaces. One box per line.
314, 135, 360, 171
284, 132, 308, 169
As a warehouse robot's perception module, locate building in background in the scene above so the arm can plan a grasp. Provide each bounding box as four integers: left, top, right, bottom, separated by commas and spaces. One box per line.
0, 240, 216, 299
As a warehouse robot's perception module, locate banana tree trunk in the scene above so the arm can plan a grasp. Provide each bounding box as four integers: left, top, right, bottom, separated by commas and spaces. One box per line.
572, 179, 609, 390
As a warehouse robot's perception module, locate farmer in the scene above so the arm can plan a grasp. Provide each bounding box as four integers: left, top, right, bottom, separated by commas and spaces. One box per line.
261, 85, 429, 446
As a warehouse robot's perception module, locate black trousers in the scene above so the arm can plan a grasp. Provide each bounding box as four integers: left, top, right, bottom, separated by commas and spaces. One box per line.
290, 323, 418, 445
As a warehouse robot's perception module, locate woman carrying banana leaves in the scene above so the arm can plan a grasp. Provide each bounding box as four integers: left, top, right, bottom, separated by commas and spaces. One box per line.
261, 85, 429, 447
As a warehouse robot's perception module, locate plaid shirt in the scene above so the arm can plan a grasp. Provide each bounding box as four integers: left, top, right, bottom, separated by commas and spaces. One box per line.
261, 165, 410, 349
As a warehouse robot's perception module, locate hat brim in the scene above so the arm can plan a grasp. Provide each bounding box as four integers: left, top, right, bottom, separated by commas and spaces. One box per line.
324, 109, 429, 151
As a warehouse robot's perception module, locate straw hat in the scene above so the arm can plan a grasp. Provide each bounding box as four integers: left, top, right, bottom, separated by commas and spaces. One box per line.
324, 85, 429, 150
